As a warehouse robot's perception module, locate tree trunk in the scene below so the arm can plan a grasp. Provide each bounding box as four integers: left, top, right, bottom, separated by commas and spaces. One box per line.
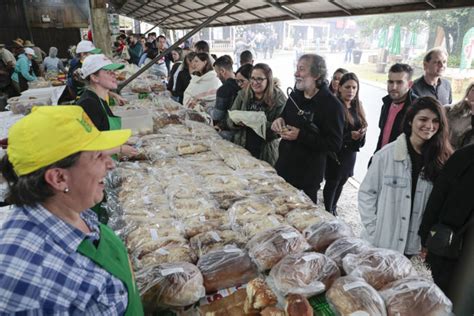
453, 10, 474, 56
427, 26, 437, 50
89, 0, 112, 57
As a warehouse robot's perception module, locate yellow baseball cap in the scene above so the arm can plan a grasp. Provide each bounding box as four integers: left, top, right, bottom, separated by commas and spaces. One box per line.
7, 106, 131, 176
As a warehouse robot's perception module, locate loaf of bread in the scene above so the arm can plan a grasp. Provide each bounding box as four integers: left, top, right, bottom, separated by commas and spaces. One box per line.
342, 248, 416, 290
241, 214, 285, 239
380, 277, 453, 316
285, 294, 314, 316
198, 288, 249, 316
325, 237, 372, 269
247, 225, 311, 271
303, 219, 354, 252
261, 306, 286, 316
285, 208, 333, 232
269, 252, 340, 297
198, 247, 258, 294
138, 262, 205, 308
190, 230, 247, 257
228, 197, 275, 227
326, 275, 386, 316
244, 278, 278, 314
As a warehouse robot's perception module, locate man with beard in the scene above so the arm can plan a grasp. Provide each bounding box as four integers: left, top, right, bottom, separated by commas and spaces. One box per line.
374, 63, 418, 152
412, 48, 452, 106
271, 54, 344, 203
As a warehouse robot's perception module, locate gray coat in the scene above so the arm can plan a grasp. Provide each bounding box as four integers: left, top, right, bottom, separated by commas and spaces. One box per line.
359, 134, 433, 255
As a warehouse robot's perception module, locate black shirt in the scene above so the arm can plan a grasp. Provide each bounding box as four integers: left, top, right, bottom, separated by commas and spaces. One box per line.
76, 89, 115, 131
244, 98, 266, 159
175, 70, 191, 104
406, 134, 424, 211
213, 78, 240, 124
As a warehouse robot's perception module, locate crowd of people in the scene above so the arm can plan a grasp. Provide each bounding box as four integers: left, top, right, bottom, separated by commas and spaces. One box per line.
0, 32, 473, 314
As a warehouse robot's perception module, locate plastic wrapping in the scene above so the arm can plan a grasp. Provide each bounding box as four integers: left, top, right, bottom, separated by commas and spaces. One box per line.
244, 278, 278, 314
189, 230, 247, 257
342, 248, 416, 290
137, 262, 205, 309
325, 237, 372, 269
303, 219, 354, 252
197, 246, 258, 294
241, 214, 285, 239
326, 275, 387, 316
228, 197, 276, 229
285, 208, 333, 232
380, 277, 453, 316
7, 96, 52, 115
247, 225, 311, 271
269, 252, 340, 297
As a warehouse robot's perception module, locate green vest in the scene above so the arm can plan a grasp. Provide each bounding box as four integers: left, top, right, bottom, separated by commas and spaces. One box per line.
77, 224, 144, 316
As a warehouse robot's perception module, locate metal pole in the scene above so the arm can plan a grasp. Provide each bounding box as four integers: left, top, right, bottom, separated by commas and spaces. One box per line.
118, 0, 239, 93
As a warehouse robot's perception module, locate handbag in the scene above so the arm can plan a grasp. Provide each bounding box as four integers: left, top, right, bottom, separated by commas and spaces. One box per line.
426, 216, 474, 259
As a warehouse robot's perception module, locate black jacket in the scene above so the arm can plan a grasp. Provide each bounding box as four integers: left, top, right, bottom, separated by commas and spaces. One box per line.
275, 84, 345, 189
175, 70, 191, 104
76, 89, 115, 131
419, 144, 474, 247
375, 89, 417, 152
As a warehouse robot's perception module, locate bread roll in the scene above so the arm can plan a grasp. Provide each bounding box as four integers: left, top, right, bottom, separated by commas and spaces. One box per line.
137, 262, 205, 308
269, 252, 340, 297
247, 225, 310, 271
198, 288, 249, 316
342, 248, 416, 290
197, 247, 258, 294
380, 277, 453, 316
303, 219, 354, 252
244, 278, 278, 314
325, 237, 372, 269
326, 275, 386, 316
285, 294, 314, 316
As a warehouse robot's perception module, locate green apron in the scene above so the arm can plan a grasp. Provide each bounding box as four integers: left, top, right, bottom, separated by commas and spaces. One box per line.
77, 223, 144, 316
92, 95, 122, 224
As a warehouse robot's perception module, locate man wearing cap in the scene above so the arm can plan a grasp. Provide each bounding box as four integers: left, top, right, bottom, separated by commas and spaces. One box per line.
66, 40, 102, 99
11, 47, 37, 94
0, 106, 144, 315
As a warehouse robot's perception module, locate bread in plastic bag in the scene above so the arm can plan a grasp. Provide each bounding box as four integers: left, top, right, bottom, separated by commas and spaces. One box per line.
197, 246, 258, 294
342, 248, 416, 290
325, 237, 372, 269
303, 219, 354, 252
133, 245, 197, 270
380, 276, 453, 316
269, 252, 340, 297
326, 275, 387, 316
137, 262, 205, 309
285, 208, 334, 232
228, 197, 276, 228
244, 278, 278, 314
241, 214, 285, 239
247, 225, 311, 271
190, 230, 247, 257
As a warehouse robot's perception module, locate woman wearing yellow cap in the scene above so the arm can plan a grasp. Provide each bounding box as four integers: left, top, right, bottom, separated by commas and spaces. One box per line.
0, 106, 143, 315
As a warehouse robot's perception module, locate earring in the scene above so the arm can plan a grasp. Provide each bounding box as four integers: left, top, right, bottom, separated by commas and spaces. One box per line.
64, 188, 70, 193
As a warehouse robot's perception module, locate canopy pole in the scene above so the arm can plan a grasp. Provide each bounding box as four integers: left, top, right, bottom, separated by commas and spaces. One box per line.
118, 0, 240, 93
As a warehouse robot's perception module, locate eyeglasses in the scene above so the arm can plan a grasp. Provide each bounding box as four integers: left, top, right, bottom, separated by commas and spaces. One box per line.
250, 77, 267, 84
236, 79, 248, 85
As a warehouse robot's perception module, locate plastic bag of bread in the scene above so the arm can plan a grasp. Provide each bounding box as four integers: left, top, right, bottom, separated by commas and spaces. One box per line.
342, 248, 416, 290
326, 275, 387, 316
137, 262, 205, 309
380, 277, 453, 316
285, 208, 334, 232
198, 288, 248, 316
197, 247, 258, 294
325, 237, 372, 269
241, 214, 285, 239
244, 278, 278, 314
133, 245, 197, 269
228, 197, 276, 228
269, 252, 340, 297
247, 225, 310, 271
285, 294, 314, 316
190, 230, 247, 257
303, 219, 354, 252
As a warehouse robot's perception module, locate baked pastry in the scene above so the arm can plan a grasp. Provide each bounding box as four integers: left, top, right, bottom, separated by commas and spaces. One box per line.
261, 306, 286, 316
190, 230, 247, 257
342, 248, 416, 290
285, 208, 333, 232
269, 252, 340, 297
133, 245, 197, 269
303, 219, 354, 252
177, 142, 209, 155
326, 275, 386, 316
325, 237, 372, 269
197, 247, 258, 294
138, 262, 205, 308
241, 214, 285, 239
247, 225, 310, 271
285, 294, 314, 316
380, 277, 453, 316
198, 288, 248, 316
244, 278, 278, 314
228, 197, 276, 228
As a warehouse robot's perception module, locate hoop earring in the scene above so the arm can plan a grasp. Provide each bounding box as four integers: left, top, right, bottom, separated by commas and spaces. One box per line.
64, 188, 70, 193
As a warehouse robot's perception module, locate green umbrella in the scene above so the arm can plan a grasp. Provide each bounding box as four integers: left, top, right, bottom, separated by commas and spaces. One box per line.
388, 24, 401, 55
378, 26, 388, 49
